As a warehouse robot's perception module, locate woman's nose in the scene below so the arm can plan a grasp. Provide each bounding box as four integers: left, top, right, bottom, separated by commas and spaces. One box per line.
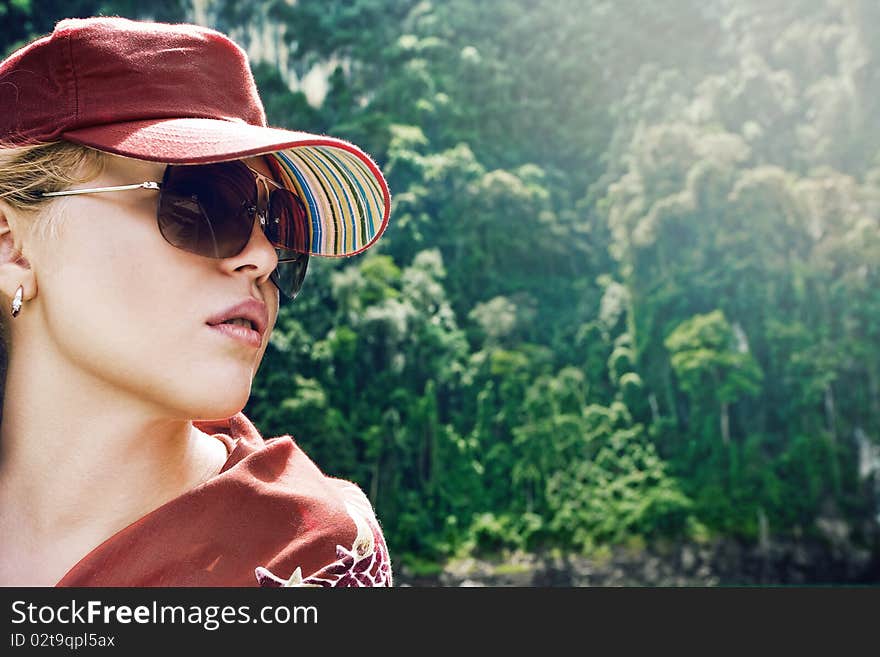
221, 206, 279, 283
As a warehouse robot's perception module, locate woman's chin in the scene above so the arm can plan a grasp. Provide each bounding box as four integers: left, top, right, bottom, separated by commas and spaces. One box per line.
177, 386, 252, 421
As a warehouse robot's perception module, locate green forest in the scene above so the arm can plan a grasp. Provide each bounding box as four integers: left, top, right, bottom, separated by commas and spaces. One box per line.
3, 0, 879, 584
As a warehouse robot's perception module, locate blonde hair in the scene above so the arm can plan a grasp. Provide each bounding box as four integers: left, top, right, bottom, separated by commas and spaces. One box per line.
0, 140, 108, 240
0, 141, 108, 402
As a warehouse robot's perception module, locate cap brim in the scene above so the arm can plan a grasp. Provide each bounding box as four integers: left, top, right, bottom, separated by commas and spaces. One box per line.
62, 118, 390, 257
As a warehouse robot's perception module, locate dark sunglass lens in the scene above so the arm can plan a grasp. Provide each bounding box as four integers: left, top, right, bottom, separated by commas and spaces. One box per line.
156, 192, 215, 253
266, 189, 310, 253
270, 250, 309, 300
158, 163, 256, 258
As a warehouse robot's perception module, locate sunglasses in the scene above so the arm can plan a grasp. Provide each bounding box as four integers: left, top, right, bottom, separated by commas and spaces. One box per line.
41, 159, 310, 300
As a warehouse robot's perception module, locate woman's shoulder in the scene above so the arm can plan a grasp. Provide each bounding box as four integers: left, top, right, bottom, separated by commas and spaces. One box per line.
195, 412, 393, 588
254, 476, 393, 588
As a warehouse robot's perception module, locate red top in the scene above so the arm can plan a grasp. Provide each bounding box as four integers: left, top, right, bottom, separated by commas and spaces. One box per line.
54, 413, 392, 587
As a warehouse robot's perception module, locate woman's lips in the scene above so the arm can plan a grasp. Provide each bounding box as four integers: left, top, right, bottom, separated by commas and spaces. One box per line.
207, 322, 262, 348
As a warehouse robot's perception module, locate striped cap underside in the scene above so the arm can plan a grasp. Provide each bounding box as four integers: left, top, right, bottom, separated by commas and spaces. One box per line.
269, 146, 386, 256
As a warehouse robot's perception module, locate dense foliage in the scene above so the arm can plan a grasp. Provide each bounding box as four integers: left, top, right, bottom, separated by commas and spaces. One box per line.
4, 0, 879, 575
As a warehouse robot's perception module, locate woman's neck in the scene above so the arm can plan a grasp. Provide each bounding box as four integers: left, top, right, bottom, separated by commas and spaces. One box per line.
0, 339, 230, 559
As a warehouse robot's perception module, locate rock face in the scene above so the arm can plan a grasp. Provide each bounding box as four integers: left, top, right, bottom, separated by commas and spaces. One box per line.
394, 537, 880, 587
188, 0, 346, 107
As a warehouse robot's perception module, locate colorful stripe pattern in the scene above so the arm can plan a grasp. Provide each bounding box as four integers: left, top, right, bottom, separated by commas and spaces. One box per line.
268, 145, 388, 257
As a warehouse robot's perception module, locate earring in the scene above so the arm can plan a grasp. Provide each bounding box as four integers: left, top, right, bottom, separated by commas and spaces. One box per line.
11, 285, 23, 318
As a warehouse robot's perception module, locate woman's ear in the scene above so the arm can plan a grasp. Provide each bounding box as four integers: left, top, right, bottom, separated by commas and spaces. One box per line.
0, 202, 36, 303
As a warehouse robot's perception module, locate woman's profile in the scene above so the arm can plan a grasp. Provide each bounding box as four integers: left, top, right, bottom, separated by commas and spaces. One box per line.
0, 16, 392, 587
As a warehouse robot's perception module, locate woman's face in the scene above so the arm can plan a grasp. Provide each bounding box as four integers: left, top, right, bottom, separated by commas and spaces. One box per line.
26, 153, 281, 421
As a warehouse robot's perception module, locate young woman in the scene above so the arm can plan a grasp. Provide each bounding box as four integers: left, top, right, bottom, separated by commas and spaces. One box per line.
0, 16, 392, 586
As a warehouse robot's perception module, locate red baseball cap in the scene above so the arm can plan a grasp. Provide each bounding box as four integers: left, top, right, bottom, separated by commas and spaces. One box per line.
0, 16, 389, 258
